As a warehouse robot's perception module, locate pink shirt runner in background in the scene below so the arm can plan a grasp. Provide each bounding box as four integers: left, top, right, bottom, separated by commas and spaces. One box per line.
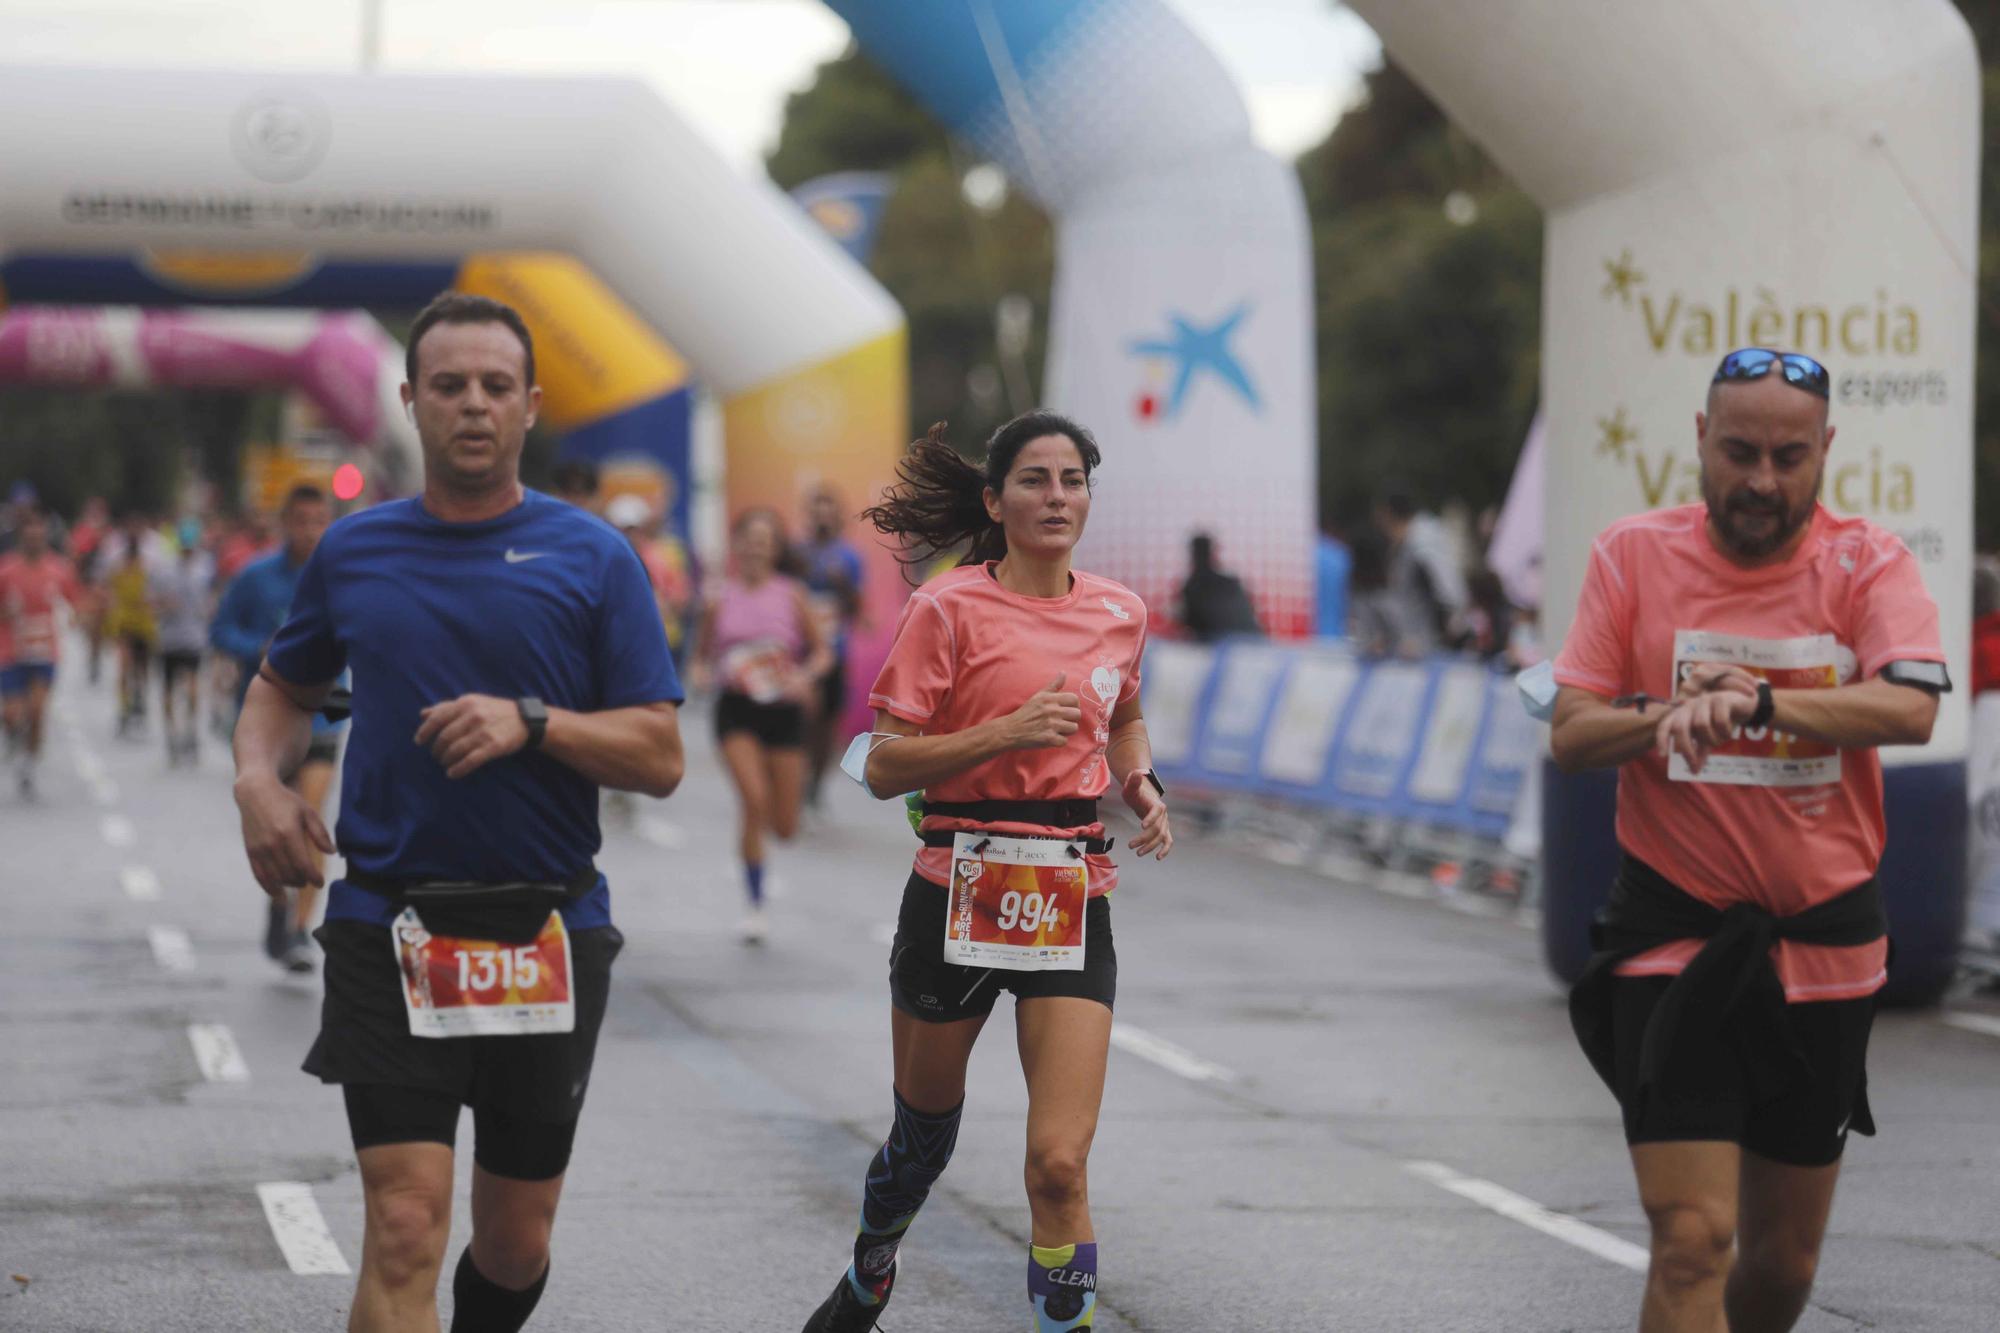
0, 552, 87, 666
1554, 503, 1945, 1001
870, 563, 1149, 897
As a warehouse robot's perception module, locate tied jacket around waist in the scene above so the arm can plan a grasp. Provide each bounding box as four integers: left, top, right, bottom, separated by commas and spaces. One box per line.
1569, 855, 1889, 1136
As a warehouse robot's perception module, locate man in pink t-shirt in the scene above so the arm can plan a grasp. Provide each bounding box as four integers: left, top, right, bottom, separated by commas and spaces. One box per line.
1550, 348, 1945, 1333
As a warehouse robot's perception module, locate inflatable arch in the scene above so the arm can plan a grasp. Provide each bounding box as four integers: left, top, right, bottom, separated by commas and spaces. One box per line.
1349, 0, 1980, 1000
0, 305, 421, 488
0, 65, 906, 671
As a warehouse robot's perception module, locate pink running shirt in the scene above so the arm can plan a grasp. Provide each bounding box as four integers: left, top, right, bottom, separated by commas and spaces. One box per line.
0, 552, 86, 666
1554, 503, 1945, 1002
869, 562, 1149, 896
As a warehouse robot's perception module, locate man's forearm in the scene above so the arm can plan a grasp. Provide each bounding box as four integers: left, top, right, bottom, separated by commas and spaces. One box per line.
232, 674, 316, 785
1550, 690, 1672, 772
1773, 678, 1938, 749
541, 705, 684, 798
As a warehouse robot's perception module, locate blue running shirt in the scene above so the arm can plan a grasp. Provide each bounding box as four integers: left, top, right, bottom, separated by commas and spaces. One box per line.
266, 490, 683, 928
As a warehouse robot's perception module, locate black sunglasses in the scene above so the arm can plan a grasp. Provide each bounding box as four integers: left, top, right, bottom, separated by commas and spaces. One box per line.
1711, 347, 1830, 400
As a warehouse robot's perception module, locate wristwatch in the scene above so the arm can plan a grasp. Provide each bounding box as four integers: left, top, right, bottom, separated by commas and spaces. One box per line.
517, 696, 549, 750
1745, 681, 1775, 730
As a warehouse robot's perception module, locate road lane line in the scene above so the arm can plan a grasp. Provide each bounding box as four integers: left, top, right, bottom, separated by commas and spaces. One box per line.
1109, 1023, 1237, 1084
1941, 1011, 2000, 1040
187, 1023, 250, 1082
100, 814, 134, 848
256, 1183, 351, 1275
1405, 1160, 1647, 1272
120, 865, 161, 901
147, 925, 195, 972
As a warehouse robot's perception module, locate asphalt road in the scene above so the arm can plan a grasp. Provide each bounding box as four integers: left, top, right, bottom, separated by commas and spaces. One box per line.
4, 659, 1996, 1331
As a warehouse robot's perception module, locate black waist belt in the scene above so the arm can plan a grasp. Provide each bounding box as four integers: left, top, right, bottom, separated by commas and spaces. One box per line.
344, 865, 599, 944
918, 798, 1111, 855
1570, 854, 1887, 1134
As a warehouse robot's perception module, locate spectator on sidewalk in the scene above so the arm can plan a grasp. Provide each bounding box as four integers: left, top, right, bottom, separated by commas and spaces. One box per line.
1176, 533, 1263, 643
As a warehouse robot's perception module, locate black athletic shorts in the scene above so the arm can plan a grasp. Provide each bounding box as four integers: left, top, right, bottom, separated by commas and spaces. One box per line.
304, 919, 623, 1178
888, 871, 1116, 1023
1612, 975, 1876, 1167
302, 732, 341, 767
159, 649, 202, 688
715, 690, 805, 748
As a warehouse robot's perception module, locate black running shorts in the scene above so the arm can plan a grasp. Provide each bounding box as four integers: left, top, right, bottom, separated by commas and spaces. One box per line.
888, 871, 1116, 1023
1612, 975, 1876, 1167
305, 919, 622, 1174
715, 690, 805, 748
159, 649, 202, 688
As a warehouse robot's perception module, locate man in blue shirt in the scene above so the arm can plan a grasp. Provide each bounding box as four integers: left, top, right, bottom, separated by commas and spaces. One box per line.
799, 486, 864, 810
211, 482, 338, 971
232, 293, 685, 1333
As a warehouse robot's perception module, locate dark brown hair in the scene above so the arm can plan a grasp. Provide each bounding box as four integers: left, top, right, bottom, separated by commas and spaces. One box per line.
862, 411, 1101, 579
406, 291, 536, 388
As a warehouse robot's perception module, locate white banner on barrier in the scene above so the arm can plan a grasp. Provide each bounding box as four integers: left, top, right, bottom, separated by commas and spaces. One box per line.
1141, 641, 1217, 769
1408, 663, 1490, 805
1260, 648, 1363, 787
1334, 662, 1431, 799
1199, 643, 1291, 777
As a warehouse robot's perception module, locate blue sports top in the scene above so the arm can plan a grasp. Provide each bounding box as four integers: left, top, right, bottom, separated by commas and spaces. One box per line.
265, 490, 683, 928
211, 548, 344, 734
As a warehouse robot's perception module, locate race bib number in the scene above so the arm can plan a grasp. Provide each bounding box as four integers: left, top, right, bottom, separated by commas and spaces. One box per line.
1669, 630, 1846, 787
944, 832, 1088, 972
394, 908, 575, 1038
721, 641, 794, 704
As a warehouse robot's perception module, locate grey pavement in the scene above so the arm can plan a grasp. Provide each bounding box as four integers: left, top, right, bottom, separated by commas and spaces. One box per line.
2, 657, 1996, 1331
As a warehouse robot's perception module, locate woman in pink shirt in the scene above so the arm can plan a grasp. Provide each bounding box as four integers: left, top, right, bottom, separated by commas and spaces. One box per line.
799, 413, 1172, 1333
690, 508, 830, 943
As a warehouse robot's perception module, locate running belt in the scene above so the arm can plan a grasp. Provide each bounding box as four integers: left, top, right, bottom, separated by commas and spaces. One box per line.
916, 798, 1113, 855
343, 865, 600, 942
1569, 854, 1887, 1134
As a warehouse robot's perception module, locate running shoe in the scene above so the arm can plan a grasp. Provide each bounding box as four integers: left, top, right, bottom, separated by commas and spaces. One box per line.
280, 932, 316, 974
800, 1267, 893, 1333
740, 906, 770, 947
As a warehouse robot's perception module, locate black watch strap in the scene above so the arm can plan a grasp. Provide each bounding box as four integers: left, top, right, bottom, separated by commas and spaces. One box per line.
517, 696, 549, 750
1746, 680, 1775, 730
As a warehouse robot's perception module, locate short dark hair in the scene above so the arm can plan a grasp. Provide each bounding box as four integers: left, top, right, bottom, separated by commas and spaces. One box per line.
406, 292, 536, 388
282, 483, 327, 511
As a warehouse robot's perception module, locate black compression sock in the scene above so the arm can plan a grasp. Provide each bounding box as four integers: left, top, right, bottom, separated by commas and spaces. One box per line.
449, 1246, 548, 1333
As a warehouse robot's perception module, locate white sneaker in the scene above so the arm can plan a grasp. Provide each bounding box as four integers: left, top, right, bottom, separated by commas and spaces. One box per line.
739, 906, 769, 946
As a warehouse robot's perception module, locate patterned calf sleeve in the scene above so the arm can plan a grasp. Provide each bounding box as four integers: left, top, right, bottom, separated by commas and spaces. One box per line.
844, 1090, 963, 1305
1029, 1241, 1097, 1330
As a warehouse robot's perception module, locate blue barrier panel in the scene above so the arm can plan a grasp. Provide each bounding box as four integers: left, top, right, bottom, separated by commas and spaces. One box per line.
1140, 640, 1220, 788
1251, 643, 1368, 797
1399, 660, 1492, 827
1190, 640, 1294, 791
1329, 659, 1441, 816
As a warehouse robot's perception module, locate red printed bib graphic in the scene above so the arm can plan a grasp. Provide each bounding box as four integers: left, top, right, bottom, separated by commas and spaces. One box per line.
394, 908, 576, 1038
1669, 630, 1847, 787
944, 832, 1088, 973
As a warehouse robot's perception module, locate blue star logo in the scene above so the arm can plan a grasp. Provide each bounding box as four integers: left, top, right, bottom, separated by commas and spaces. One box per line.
1128, 304, 1261, 418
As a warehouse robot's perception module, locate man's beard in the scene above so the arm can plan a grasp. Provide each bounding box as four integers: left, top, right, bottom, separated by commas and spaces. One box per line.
1701, 464, 1820, 559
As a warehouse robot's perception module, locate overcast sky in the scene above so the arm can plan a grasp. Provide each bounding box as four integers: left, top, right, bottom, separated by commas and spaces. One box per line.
0, 0, 1381, 171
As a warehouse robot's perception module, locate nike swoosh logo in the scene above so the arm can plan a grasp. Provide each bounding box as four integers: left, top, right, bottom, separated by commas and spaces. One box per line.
504, 549, 547, 564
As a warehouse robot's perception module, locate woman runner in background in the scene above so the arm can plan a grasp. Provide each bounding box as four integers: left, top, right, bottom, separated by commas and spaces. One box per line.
800, 412, 1172, 1333
691, 508, 831, 943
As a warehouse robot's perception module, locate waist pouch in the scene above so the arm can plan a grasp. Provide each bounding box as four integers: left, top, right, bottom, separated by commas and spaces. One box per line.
917, 798, 1112, 855
345, 866, 598, 944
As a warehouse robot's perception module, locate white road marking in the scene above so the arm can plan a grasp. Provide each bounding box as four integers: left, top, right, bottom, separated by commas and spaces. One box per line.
100, 814, 134, 848
1405, 1160, 1648, 1272
256, 1183, 351, 1275
187, 1023, 250, 1083
638, 816, 689, 850
147, 925, 195, 972
1941, 1011, 2000, 1040
120, 865, 161, 901
1109, 1023, 1236, 1084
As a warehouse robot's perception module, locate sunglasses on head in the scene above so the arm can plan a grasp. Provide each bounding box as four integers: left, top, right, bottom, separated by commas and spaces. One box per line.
1711, 347, 1830, 400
